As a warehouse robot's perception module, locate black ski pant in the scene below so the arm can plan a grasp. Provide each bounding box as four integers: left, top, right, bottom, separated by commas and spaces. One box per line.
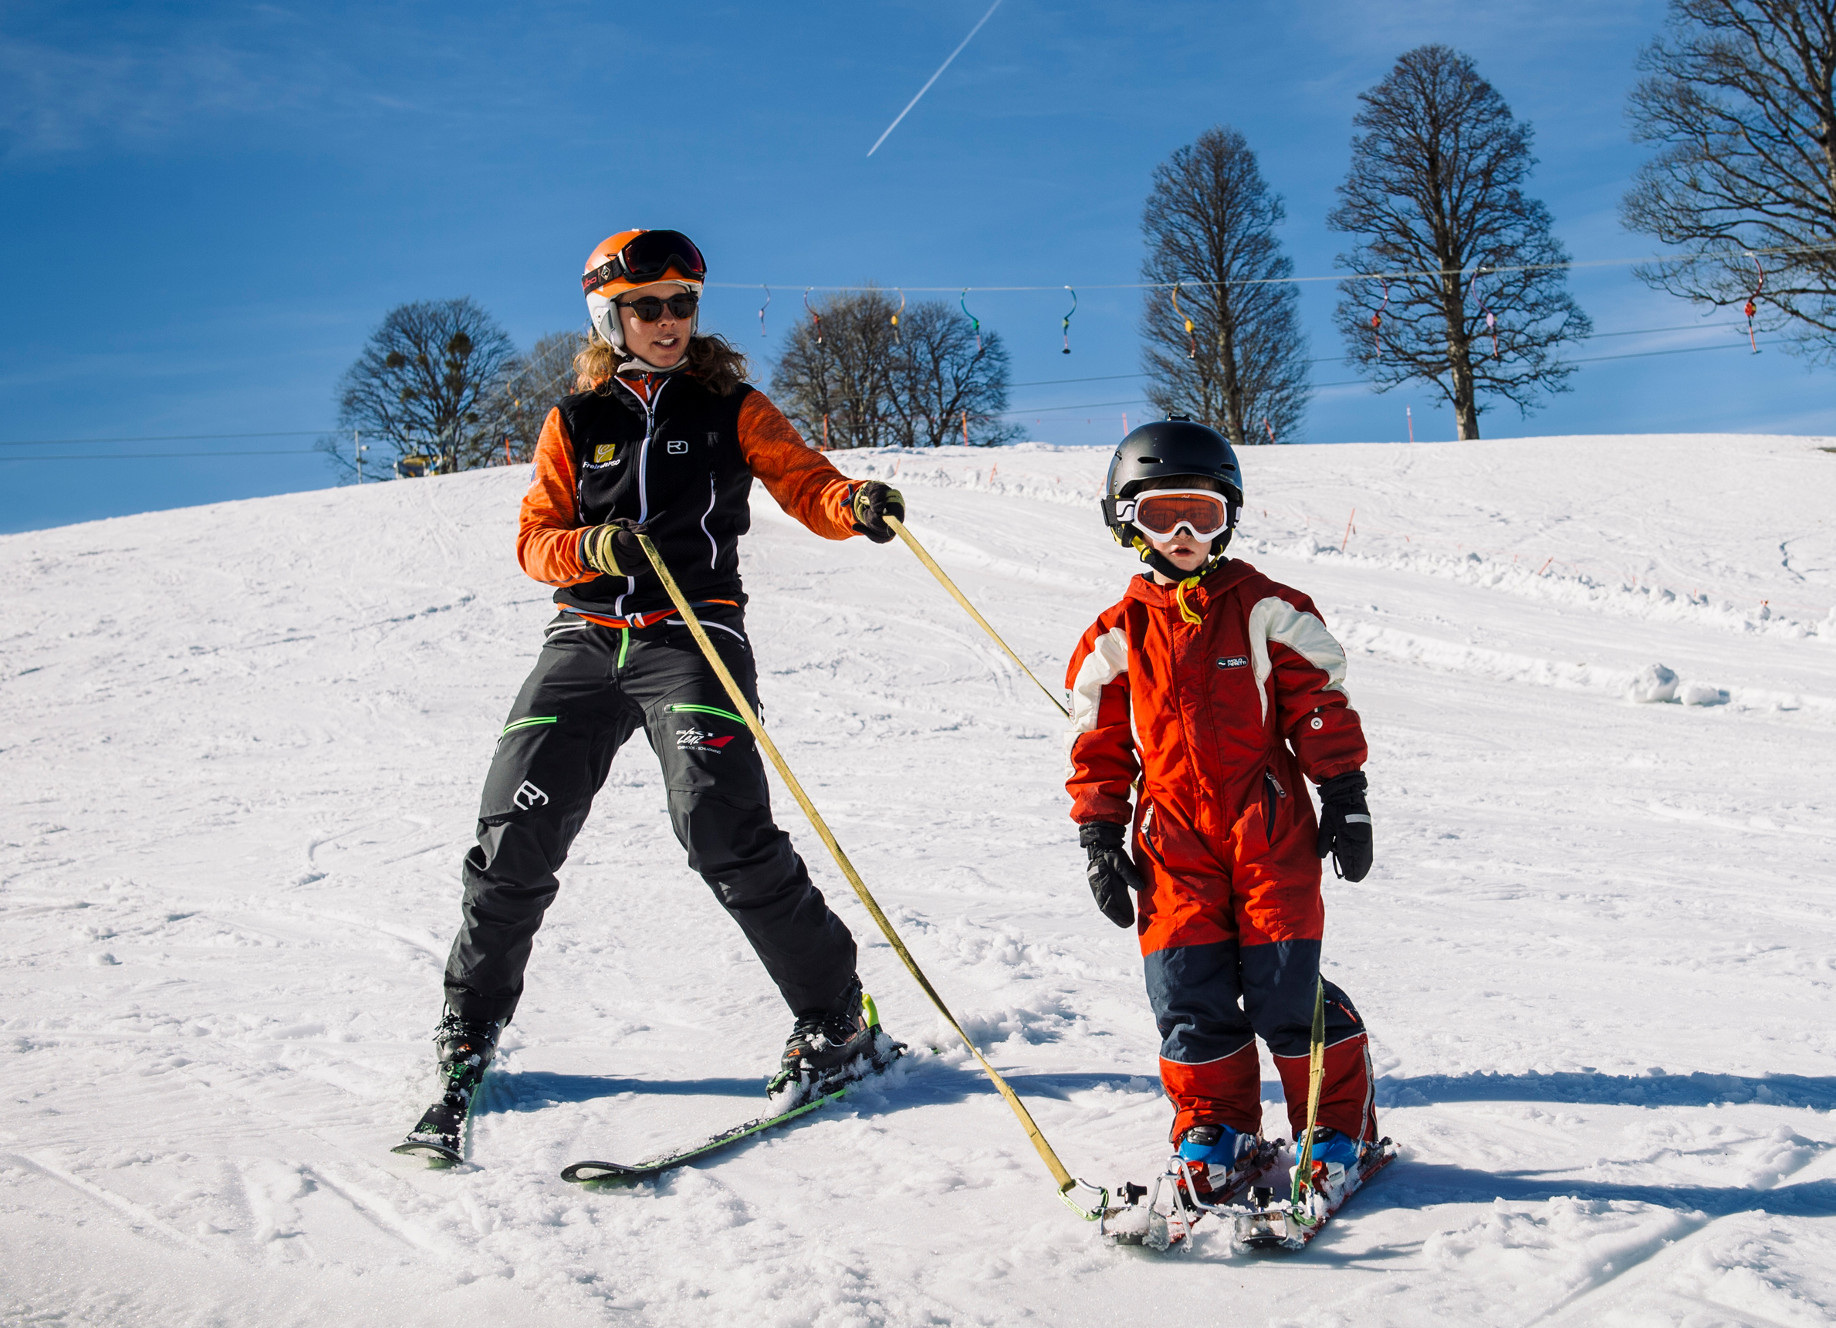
442, 608, 858, 1025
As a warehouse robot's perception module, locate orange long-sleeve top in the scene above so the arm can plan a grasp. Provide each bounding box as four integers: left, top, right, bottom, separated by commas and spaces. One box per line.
517, 380, 858, 588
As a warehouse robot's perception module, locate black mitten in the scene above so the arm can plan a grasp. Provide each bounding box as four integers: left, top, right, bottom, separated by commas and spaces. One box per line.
1315, 770, 1373, 882
1079, 822, 1145, 928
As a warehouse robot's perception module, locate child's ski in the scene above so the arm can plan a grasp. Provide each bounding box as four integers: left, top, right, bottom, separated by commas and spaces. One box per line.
1232, 1137, 1398, 1250
1099, 1137, 1285, 1250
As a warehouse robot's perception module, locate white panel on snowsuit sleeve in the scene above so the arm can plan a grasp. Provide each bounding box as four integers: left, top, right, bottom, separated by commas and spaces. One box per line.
1064, 626, 1129, 775
1247, 596, 1349, 725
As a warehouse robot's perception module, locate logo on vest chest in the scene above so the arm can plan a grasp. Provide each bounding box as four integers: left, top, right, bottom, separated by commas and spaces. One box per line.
666, 439, 688, 454
592, 444, 621, 465
1217, 655, 1249, 669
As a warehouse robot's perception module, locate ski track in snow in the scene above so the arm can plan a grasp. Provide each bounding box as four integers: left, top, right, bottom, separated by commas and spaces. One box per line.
2, 432, 1833, 1327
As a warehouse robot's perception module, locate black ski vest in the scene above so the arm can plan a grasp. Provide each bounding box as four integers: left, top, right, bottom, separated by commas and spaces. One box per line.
554, 374, 757, 619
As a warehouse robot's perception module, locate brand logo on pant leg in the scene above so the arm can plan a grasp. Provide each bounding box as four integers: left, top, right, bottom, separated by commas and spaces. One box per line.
675, 726, 734, 753
1217, 655, 1249, 669
513, 780, 549, 809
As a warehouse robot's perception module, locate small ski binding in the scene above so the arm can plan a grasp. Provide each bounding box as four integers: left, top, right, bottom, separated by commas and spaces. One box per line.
1099, 1136, 1284, 1250
1231, 1135, 1398, 1250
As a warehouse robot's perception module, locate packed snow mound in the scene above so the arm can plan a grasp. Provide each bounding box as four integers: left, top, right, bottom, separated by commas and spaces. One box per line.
3, 432, 1833, 1327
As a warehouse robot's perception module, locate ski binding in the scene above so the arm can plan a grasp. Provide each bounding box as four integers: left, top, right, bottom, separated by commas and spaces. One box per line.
1231, 1136, 1398, 1250
1099, 1136, 1285, 1250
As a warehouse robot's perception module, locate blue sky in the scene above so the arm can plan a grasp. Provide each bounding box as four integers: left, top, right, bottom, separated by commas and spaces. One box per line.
3, 0, 1830, 533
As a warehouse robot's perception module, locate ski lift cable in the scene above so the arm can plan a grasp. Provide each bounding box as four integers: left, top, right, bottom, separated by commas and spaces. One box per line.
704, 241, 1836, 295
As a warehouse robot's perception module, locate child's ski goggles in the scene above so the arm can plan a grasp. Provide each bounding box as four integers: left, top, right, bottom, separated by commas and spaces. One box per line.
1109, 489, 1237, 540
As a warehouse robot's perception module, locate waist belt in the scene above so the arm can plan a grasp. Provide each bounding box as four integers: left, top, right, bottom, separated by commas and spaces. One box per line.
556, 598, 739, 631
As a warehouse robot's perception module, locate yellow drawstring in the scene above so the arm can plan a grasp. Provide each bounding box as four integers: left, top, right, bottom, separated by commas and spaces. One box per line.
1175, 574, 1203, 625
1134, 537, 1206, 624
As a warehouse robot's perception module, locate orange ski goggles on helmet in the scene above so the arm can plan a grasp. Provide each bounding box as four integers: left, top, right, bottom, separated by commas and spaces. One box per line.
1112, 489, 1235, 540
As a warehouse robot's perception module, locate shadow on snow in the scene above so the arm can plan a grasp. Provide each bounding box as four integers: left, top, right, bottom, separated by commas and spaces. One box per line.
487, 1066, 1836, 1115
1377, 1070, 1836, 1111
1384, 1161, 1836, 1219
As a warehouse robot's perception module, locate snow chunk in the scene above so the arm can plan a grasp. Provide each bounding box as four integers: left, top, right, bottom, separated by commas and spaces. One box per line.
1627, 664, 1679, 704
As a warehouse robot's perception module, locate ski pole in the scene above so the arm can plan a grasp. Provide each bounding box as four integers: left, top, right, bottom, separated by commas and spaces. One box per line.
884, 515, 1068, 718
635, 534, 1106, 1220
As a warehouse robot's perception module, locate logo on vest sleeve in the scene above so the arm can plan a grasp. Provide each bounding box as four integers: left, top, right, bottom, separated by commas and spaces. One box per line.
1217, 655, 1249, 669
666, 439, 688, 454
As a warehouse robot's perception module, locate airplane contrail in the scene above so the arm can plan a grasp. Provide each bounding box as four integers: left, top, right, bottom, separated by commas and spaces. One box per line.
866, 0, 1003, 158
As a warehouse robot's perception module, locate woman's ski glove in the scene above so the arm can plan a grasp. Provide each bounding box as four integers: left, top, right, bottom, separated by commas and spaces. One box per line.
1080, 821, 1145, 928
1315, 770, 1373, 882
849, 482, 905, 543
581, 519, 651, 579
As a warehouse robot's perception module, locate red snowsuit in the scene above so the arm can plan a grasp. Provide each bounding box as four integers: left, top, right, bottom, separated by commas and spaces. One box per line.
1065, 558, 1379, 1144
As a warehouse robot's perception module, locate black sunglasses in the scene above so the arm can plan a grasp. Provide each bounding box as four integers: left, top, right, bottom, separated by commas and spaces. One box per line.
581, 229, 708, 294
614, 292, 700, 322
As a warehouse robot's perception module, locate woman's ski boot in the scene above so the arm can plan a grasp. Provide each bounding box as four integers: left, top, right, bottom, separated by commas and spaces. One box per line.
767, 979, 902, 1109
393, 1009, 504, 1163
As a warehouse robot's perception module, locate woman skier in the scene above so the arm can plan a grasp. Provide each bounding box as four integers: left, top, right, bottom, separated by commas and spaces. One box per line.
400, 229, 905, 1159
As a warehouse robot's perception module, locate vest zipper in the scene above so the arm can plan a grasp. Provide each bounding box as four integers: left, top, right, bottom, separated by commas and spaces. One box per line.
701, 473, 718, 569
610, 374, 671, 616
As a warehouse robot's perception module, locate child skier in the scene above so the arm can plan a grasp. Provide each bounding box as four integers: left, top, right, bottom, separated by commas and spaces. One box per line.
1064, 418, 1381, 1209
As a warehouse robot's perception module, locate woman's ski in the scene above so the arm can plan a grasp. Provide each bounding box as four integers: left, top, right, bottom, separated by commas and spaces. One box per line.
562, 1036, 902, 1186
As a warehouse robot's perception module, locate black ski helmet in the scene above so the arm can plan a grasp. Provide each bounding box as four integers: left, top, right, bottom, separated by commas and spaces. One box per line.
1102, 418, 1244, 578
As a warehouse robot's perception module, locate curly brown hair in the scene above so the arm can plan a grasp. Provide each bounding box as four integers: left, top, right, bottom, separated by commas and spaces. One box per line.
573, 331, 752, 397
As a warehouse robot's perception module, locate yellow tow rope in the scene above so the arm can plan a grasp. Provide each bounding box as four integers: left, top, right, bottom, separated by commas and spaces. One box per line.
635, 534, 1104, 1219
1290, 975, 1327, 1217
885, 515, 1069, 718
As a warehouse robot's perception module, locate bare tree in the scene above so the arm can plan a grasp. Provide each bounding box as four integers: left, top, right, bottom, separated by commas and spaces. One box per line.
494, 329, 589, 462
770, 289, 903, 449
319, 298, 516, 478
1329, 45, 1592, 439
770, 291, 1019, 448
1140, 127, 1309, 445
884, 302, 1020, 447
1623, 0, 1836, 360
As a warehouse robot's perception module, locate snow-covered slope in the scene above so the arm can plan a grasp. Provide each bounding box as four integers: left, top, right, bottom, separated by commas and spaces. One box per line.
3, 433, 1833, 1328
